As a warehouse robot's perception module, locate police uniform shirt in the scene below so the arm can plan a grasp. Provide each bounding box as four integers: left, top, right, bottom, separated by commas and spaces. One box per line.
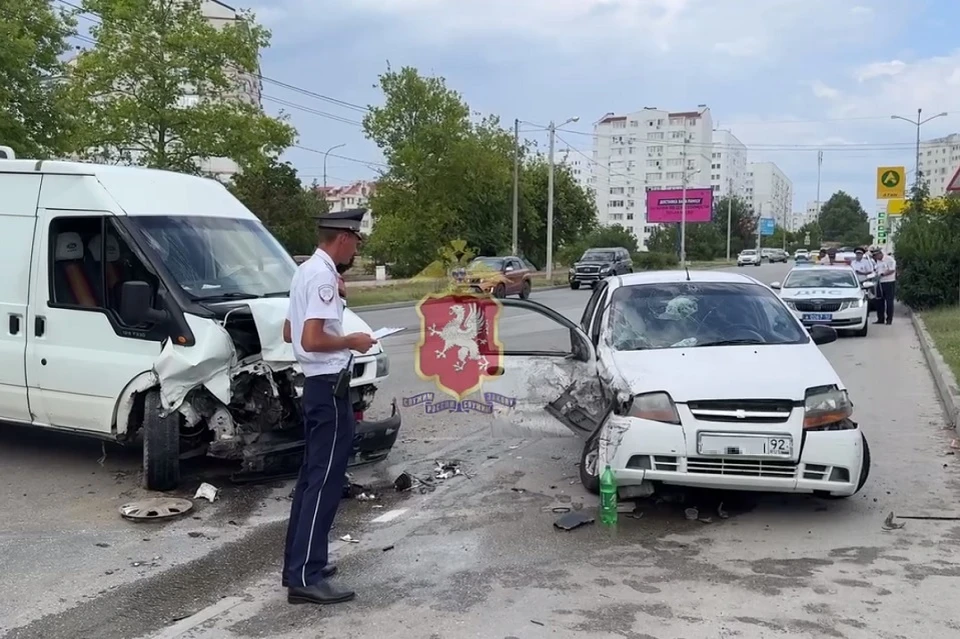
852, 257, 876, 276
287, 248, 350, 376
876, 254, 897, 283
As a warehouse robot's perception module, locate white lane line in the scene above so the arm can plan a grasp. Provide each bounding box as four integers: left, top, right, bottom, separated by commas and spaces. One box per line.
370, 508, 408, 524
150, 596, 244, 639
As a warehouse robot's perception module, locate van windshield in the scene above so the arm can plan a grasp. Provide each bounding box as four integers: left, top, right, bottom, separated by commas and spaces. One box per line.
130, 216, 295, 300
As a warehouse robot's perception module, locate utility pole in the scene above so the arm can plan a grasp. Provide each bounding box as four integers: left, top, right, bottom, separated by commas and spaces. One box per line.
891, 108, 948, 189
545, 115, 579, 280
512, 118, 520, 256
322, 143, 345, 188
815, 150, 822, 223
782, 206, 787, 251
756, 202, 762, 253
680, 136, 688, 269
725, 179, 732, 260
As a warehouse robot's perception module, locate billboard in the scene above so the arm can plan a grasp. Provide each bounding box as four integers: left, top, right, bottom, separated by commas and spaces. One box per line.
759, 217, 775, 236
645, 188, 713, 223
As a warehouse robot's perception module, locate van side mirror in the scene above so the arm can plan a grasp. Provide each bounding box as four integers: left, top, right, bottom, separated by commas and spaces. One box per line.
770, 281, 781, 289
504, 265, 515, 272
808, 324, 837, 346
119, 281, 166, 326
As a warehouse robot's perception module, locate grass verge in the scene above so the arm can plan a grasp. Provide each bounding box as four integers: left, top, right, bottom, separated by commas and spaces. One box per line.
919, 306, 960, 384
348, 275, 569, 308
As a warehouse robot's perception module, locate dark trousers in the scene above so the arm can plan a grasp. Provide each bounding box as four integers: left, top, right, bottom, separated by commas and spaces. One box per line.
282, 375, 355, 588
876, 281, 896, 323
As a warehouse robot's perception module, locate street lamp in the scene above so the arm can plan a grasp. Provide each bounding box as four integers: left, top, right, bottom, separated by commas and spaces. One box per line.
322, 143, 346, 188
546, 116, 579, 279
890, 108, 948, 186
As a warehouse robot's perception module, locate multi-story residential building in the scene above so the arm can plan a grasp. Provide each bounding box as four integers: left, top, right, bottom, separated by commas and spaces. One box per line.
787, 201, 821, 231
554, 145, 592, 194
315, 180, 377, 233
590, 106, 714, 247
710, 130, 748, 198
917, 133, 960, 197
745, 162, 793, 227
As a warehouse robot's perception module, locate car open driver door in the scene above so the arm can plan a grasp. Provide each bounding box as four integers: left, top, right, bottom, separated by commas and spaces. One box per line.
475, 298, 612, 438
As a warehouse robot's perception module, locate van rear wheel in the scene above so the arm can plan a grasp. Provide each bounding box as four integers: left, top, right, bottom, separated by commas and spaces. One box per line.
142, 389, 181, 492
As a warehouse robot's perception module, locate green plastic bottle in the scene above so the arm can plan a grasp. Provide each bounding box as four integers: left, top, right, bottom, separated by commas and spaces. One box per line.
599, 464, 618, 526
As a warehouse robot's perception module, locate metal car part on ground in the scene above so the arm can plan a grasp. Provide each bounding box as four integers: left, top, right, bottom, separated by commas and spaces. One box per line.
477, 271, 869, 502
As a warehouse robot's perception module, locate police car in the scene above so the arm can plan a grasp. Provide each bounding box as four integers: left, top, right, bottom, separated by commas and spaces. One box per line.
770, 265, 871, 337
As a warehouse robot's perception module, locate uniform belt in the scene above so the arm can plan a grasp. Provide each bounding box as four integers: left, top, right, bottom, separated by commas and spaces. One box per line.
308, 370, 350, 383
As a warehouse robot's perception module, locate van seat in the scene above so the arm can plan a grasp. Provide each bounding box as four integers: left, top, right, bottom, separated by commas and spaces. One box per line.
55, 232, 98, 307
88, 233, 123, 291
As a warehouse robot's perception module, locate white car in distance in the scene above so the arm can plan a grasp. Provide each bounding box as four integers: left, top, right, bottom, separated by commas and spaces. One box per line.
737, 249, 761, 267
771, 266, 871, 337
481, 271, 871, 501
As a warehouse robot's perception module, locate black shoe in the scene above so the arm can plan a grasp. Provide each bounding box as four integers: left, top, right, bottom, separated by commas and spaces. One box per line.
282, 564, 337, 587
288, 581, 356, 605
873, 320, 884, 325
886, 320, 892, 325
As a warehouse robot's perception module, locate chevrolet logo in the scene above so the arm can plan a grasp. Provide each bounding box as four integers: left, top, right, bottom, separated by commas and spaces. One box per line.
736, 409, 747, 419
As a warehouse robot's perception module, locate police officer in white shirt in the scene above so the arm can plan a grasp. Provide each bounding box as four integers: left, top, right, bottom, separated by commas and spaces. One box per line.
871, 247, 897, 324
281, 209, 376, 605
851, 247, 876, 279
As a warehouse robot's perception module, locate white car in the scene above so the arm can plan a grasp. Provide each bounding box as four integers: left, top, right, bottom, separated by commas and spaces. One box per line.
483, 271, 870, 501
771, 265, 871, 337
737, 249, 761, 267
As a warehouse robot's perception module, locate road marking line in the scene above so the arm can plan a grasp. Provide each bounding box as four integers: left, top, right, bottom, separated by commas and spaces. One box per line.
151, 596, 244, 638
370, 508, 408, 523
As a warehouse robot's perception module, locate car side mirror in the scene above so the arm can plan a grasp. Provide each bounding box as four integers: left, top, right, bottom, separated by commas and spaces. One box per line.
770, 282, 781, 289
861, 280, 874, 289
808, 324, 837, 346
119, 281, 166, 326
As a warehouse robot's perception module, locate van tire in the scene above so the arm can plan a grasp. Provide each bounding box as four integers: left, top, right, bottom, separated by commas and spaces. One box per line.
579, 433, 601, 495
142, 389, 180, 492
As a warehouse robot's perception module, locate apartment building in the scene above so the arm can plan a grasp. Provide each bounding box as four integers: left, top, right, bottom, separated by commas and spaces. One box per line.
554, 145, 592, 194
786, 201, 821, 231
709, 130, 748, 198
745, 162, 793, 227
315, 180, 376, 233
918, 133, 960, 197
591, 106, 714, 247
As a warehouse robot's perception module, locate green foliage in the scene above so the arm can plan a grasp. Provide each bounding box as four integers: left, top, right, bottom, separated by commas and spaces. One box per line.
0, 0, 77, 157
892, 195, 960, 310
817, 191, 871, 245
65, 0, 294, 173
632, 252, 679, 270
361, 65, 597, 277
228, 159, 326, 255
555, 224, 633, 267
712, 195, 757, 256
646, 223, 724, 260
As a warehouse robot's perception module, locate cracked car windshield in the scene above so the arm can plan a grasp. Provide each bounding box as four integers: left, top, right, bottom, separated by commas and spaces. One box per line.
784, 269, 858, 289
607, 282, 807, 350
133, 216, 296, 299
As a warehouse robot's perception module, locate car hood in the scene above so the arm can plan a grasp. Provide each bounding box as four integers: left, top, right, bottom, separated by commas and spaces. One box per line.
608, 343, 841, 402
780, 287, 862, 301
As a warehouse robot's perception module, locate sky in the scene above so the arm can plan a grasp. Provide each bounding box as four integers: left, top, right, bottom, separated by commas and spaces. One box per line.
248, 0, 960, 217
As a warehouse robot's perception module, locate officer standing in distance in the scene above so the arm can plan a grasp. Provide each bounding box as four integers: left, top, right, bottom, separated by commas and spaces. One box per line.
281, 208, 376, 605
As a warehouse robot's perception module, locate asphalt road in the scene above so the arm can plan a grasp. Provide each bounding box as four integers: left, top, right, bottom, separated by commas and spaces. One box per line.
3, 262, 960, 639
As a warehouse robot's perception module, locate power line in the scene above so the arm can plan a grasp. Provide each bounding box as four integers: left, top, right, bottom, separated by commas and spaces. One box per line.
261, 95, 364, 127
293, 144, 387, 169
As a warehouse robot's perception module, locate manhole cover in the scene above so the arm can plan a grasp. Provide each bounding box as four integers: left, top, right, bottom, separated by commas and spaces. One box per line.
120, 497, 193, 521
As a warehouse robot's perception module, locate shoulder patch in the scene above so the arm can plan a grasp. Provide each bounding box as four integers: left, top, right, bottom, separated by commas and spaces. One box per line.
318, 284, 335, 303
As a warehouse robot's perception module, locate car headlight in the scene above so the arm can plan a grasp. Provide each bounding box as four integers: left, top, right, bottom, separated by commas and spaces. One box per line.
803, 386, 854, 430
841, 298, 864, 310
783, 300, 796, 309
569, 267, 575, 274
623, 391, 680, 424
375, 352, 390, 377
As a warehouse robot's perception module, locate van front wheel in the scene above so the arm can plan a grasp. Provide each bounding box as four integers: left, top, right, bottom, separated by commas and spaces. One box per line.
142, 389, 181, 492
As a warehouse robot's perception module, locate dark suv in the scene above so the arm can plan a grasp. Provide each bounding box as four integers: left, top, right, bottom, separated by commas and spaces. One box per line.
569, 247, 633, 289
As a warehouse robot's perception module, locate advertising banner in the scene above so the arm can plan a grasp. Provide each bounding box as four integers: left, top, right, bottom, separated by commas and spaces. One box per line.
645, 188, 713, 223
759, 217, 775, 236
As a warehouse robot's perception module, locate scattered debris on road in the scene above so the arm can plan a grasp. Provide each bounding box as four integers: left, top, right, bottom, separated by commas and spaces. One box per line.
718, 502, 729, 519
883, 512, 906, 530
382, 545, 395, 552
119, 497, 193, 522
394, 472, 414, 492
553, 511, 595, 531
193, 482, 219, 502
340, 534, 360, 544
435, 460, 463, 480
684, 507, 699, 520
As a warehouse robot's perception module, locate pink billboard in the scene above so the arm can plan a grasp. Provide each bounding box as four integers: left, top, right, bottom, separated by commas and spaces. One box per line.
645, 188, 713, 223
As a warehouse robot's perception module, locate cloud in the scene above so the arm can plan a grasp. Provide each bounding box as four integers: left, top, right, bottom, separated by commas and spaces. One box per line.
811, 81, 841, 100
856, 60, 907, 82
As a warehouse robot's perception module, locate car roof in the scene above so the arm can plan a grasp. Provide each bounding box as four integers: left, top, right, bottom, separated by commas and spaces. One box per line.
615, 270, 763, 287
787, 264, 856, 274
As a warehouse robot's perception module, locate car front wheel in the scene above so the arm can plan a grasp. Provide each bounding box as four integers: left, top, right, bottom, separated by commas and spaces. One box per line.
570, 281, 580, 290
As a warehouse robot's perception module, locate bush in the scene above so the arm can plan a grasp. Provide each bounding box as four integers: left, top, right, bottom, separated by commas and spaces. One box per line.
893, 197, 960, 310
632, 251, 679, 270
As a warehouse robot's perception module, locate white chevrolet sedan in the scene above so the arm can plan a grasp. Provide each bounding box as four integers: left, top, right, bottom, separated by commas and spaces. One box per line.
771, 265, 872, 337
482, 270, 871, 501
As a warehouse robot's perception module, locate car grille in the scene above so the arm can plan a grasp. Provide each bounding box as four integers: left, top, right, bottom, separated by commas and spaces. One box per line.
687, 457, 797, 478
686, 399, 795, 423
794, 300, 842, 312
576, 266, 600, 274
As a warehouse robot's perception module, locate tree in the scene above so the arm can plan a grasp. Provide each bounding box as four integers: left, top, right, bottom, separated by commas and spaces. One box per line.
818, 191, 871, 245
711, 195, 756, 256
0, 0, 77, 157
796, 222, 822, 249
228, 159, 326, 255
65, 0, 294, 174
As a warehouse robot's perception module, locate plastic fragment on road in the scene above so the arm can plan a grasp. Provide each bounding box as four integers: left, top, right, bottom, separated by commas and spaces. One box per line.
882, 511, 905, 530
553, 511, 595, 531
684, 507, 699, 520
340, 534, 360, 543
194, 483, 219, 502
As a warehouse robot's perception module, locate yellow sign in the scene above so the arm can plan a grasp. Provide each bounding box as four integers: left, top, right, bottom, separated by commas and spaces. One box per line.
886, 199, 906, 215
876, 166, 905, 199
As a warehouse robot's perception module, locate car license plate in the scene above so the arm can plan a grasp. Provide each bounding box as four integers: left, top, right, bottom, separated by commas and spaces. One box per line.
698, 434, 793, 457
802, 313, 832, 322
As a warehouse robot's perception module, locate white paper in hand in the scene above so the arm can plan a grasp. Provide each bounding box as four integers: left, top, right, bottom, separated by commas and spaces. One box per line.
372, 327, 405, 340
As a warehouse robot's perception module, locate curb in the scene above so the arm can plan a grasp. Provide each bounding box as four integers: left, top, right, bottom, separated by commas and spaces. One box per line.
910, 308, 960, 428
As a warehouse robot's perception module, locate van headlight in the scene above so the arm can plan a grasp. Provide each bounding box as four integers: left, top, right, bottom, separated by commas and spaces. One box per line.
803, 386, 854, 430
375, 352, 390, 377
